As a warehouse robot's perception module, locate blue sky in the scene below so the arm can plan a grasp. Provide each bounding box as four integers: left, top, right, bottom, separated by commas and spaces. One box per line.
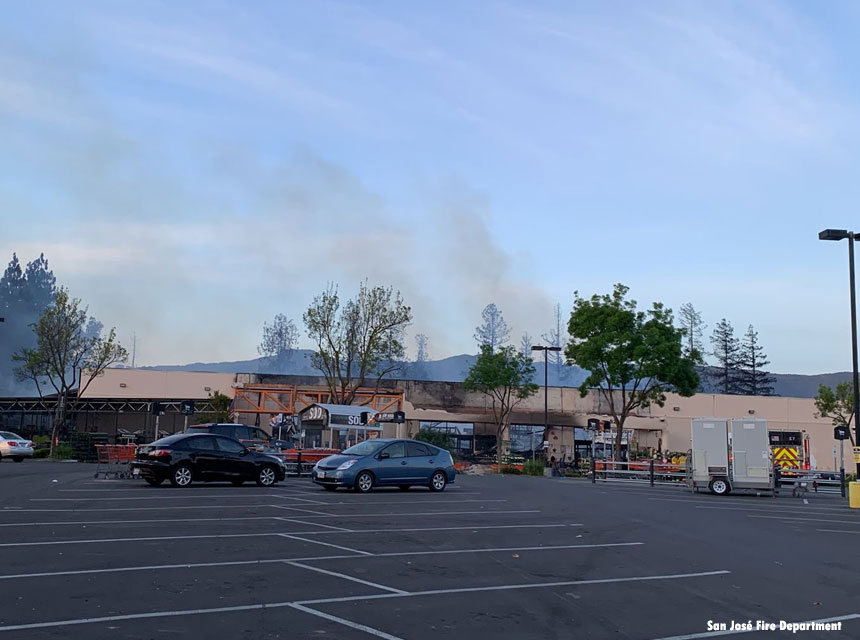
2, 0, 859, 374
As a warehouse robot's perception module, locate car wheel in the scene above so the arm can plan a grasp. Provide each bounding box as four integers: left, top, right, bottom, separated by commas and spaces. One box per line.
354, 471, 374, 493
323, 485, 337, 492
144, 477, 164, 487
709, 478, 730, 496
256, 466, 277, 487
429, 471, 447, 492
398, 485, 410, 491
12, 457, 23, 463
170, 465, 193, 488
230, 479, 245, 486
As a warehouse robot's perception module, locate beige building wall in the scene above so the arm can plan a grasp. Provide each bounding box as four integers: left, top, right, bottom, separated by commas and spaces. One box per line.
81, 369, 236, 400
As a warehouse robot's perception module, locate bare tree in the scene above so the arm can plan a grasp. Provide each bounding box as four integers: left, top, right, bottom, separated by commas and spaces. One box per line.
474, 303, 510, 352
13, 288, 127, 454
258, 313, 300, 372
303, 282, 412, 405
542, 303, 567, 382
520, 332, 533, 358
415, 333, 429, 362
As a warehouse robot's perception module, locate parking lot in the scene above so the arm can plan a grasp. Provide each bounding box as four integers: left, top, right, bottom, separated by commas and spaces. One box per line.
1, 462, 860, 639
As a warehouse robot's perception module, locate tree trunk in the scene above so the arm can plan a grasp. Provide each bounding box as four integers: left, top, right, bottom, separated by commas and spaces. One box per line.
613, 418, 624, 461
496, 426, 503, 470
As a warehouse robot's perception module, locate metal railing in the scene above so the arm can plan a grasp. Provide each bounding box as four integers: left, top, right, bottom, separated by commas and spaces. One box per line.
775, 468, 846, 496
589, 459, 687, 486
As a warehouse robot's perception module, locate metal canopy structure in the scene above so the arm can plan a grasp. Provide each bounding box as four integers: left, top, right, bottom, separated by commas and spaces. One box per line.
0, 398, 220, 414
231, 383, 403, 417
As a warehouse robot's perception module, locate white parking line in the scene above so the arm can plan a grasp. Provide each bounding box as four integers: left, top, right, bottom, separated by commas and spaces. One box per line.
279, 509, 541, 519
0, 522, 578, 549
647, 613, 860, 639
288, 603, 406, 640
271, 495, 328, 505
749, 515, 860, 525
0, 569, 728, 632
286, 561, 406, 593
0, 534, 608, 579
648, 497, 858, 515
279, 533, 372, 555
269, 505, 330, 516
817, 529, 860, 534
0, 516, 280, 528
275, 518, 352, 531
0, 504, 275, 513
31, 495, 278, 502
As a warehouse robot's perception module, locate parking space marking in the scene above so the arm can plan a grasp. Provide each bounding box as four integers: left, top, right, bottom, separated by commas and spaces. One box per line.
748, 515, 860, 525
279, 533, 373, 555
31, 494, 279, 502
275, 517, 353, 531
296, 569, 731, 605
0, 536, 624, 580
648, 497, 858, 515
270, 504, 331, 515
288, 603, 406, 640
271, 495, 329, 505
817, 529, 860, 534
0, 504, 276, 513
0, 569, 729, 633
276, 509, 542, 519
647, 613, 860, 639
0, 515, 282, 528
286, 561, 406, 593
0, 522, 576, 549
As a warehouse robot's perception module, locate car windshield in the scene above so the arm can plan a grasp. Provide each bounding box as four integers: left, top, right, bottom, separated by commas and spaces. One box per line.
341, 440, 387, 456
0, 431, 21, 440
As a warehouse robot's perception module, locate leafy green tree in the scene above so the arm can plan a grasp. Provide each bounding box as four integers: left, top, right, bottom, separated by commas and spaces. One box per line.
474, 303, 510, 352
13, 288, 127, 454
709, 318, 742, 394
414, 428, 452, 451
463, 344, 538, 467
739, 325, 775, 396
303, 282, 412, 404
566, 284, 699, 461
198, 391, 233, 424
815, 382, 855, 445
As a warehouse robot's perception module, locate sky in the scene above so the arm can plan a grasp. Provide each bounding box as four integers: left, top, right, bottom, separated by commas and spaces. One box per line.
2, 0, 860, 375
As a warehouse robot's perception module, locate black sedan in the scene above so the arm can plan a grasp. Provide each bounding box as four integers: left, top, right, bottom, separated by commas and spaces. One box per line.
130, 433, 286, 487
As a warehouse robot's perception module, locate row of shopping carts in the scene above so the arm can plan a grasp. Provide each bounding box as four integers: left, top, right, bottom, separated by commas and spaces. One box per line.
94, 444, 137, 479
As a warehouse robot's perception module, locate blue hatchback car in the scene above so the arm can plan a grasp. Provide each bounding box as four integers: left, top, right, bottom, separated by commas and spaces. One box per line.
312, 438, 456, 493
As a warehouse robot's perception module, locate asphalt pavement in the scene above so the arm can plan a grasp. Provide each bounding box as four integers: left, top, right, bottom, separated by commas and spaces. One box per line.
1, 461, 859, 639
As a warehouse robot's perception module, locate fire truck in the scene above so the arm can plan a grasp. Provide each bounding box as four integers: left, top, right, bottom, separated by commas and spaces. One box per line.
768, 430, 810, 472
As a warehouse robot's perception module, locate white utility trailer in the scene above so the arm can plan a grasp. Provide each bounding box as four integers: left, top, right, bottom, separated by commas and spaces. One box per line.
689, 418, 774, 496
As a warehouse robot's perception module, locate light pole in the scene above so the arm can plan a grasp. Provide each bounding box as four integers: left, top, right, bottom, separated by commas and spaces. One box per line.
819, 228, 860, 476
532, 345, 562, 462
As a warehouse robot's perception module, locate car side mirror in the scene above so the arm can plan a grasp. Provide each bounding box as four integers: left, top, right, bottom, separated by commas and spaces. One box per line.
240, 448, 249, 457
378, 452, 390, 460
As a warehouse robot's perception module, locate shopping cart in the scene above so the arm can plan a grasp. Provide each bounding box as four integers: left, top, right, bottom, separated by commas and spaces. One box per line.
94, 444, 137, 479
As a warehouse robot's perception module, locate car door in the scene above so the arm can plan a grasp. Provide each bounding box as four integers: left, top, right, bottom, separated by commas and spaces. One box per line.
214, 436, 255, 479
375, 442, 409, 485
187, 436, 221, 479
406, 441, 435, 482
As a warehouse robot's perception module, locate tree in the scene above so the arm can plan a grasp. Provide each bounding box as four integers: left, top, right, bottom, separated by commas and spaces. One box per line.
542, 303, 568, 383
709, 319, 743, 394
474, 303, 510, 352
565, 284, 699, 461
303, 282, 412, 405
463, 344, 538, 468
678, 303, 706, 362
258, 313, 300, 372
0, 253, 56, 394
13, 288, 127, 454
415, 334, 429, 362
739, 325, 775, 396
198, 391, 233, 424
520, 332, 534, 359
815, 382, 855, 446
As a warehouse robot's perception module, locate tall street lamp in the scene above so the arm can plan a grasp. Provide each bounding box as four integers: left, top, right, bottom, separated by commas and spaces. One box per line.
819, 228, 860, 475
532, 345, 562, 461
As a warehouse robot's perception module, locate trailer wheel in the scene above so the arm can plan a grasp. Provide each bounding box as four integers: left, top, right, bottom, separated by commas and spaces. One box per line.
709, 478, 730, 496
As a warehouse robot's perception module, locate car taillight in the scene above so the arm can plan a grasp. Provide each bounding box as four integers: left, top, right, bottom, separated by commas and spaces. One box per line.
150, 449, 171, 457
8, 442, 17, 447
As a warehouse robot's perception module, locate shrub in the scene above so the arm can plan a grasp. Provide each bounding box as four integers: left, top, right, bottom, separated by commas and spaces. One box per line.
414, 429, 452, 451
33, 449, 50, 459
522, 459, 545, 476
53, 444, 75, 460
33, 435, 50, 445
500, 466, 522, 474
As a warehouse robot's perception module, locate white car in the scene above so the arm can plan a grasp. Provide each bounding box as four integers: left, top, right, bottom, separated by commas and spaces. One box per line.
0, 431, 35, 462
